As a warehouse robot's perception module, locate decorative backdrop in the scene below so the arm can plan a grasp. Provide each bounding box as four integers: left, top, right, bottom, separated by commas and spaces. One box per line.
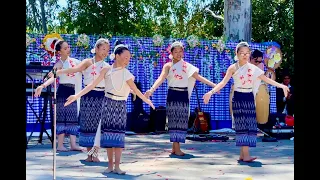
26, 34, 279, 130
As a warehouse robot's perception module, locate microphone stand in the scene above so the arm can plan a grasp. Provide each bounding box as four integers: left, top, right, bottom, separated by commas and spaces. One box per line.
52, 68, 57, 180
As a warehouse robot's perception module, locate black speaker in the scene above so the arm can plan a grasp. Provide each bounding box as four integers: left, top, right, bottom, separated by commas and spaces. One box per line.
150, 106, 167, 132
131, 112, 150, 133
128, 81, 151, 133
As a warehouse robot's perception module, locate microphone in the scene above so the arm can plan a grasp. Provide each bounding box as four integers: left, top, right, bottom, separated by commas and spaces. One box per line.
43, 68, 57, 81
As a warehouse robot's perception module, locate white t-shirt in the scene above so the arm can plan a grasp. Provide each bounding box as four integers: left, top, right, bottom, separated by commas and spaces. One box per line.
104, 65, 135, 100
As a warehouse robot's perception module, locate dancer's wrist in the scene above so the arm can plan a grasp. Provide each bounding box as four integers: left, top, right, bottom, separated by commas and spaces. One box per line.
210, 89, 216, 95
150, 87, 155, 93
75, 94, 80, 99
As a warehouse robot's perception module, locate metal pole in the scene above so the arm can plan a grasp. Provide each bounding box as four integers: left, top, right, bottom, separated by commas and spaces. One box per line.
53, 68, 57, 180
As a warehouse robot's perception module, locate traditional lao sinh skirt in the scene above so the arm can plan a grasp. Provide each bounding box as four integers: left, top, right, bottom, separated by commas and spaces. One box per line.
78, 89, 105, 147
166, 87, 189, 143
100, 94, 127, 148
232, 90, 257, 147
56, 84, 79, 136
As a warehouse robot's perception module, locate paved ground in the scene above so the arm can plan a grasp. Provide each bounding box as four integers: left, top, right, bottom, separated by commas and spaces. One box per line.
26, 134, 294, 180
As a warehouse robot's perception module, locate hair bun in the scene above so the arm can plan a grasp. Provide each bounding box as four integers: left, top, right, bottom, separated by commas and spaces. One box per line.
114, 40, 123, 46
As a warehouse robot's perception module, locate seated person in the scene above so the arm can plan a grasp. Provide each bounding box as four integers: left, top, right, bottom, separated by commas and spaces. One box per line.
276, 74, 294, 116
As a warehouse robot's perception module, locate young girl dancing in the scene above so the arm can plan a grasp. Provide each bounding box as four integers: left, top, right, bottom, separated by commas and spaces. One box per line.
56, 38, 110, 161
145, 41, 217, 156
64, 40, 155, 174
203, 42, 289, 162
34, 40, 83, 151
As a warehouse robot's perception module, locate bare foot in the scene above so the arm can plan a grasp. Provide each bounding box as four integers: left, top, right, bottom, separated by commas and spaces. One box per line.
57, 146, 68, 152
173, 151, 185, 156
92, 156, 100, 162
70, 146, 85, 151
243, 156, 257, 162
85, 156, 93, 162
114, 168, 126, 175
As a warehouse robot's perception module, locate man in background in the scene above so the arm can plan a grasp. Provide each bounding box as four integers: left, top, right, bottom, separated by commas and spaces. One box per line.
276, 74, 294, 116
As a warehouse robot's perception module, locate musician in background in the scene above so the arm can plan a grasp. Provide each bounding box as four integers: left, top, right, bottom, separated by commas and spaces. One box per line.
56, 38, 110, 162
250, 50, 265, 97
34, 40, 83, 152
250, 50, 264, 71
276, 74, 294, 116
144, 41, 217, 156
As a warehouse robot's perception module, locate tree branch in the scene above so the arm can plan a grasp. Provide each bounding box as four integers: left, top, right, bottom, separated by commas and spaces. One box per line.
205, 8, 224, 20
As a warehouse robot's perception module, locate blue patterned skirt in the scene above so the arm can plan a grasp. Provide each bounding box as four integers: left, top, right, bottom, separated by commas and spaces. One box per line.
99, 96, 127, 148
56, 84, 79, 136
232, 91, 257, 147
78, 90, 105, 147
166, 87, 189, 143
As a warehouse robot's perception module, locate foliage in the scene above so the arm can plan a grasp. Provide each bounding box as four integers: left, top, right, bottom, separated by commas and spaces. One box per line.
26, 0, 294, 77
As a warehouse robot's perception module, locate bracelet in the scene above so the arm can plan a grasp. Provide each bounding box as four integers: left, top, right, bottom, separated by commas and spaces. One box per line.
150, 87, 155, 93
210, 89, 216, 95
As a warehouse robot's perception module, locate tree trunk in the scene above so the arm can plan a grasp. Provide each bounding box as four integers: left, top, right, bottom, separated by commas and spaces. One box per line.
39, 0, 47, 34
224, 0, 252, 42
29, 0, 40, 32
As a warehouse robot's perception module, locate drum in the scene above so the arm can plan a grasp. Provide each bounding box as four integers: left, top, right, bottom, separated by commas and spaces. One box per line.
255, 84, 270, 124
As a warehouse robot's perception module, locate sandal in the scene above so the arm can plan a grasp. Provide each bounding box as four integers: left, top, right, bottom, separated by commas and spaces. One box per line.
87, 146, 99, 158
105, 168, 113, 173
113, 169, 126, 175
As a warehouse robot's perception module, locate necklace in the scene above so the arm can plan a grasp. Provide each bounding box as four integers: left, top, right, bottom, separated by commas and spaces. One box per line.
91, 57, 104, 77
110, 64, 126, 92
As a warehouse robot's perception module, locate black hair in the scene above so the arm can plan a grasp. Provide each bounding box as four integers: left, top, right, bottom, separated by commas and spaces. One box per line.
54, 40, 66, 52
283, 74, 291, 79
114, 40, 129, 55
251, 49, 263, 59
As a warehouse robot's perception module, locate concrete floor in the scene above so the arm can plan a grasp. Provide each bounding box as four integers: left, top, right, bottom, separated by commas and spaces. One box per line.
26, 134, 294, 180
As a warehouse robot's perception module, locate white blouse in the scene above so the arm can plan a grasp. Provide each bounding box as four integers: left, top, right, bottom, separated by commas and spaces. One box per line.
167, 60, 199, 98
83, 59, 110, 88
55, 57, 81, 85
104, 65, 135, 100
232, 62, 264, 93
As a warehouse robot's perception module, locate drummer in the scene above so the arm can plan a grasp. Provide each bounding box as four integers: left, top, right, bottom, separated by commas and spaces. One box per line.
249, 50, 265, 97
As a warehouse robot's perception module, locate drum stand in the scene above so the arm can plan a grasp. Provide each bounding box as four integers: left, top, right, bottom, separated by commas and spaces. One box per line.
257, 128, 278, 142
52, 69, 57, 180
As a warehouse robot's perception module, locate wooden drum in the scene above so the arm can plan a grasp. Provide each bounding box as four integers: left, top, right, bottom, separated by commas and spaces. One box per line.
255, 84, 270, 124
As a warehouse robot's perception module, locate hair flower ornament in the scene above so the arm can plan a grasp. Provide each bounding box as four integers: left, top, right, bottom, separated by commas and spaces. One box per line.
109, 44, 129, 60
